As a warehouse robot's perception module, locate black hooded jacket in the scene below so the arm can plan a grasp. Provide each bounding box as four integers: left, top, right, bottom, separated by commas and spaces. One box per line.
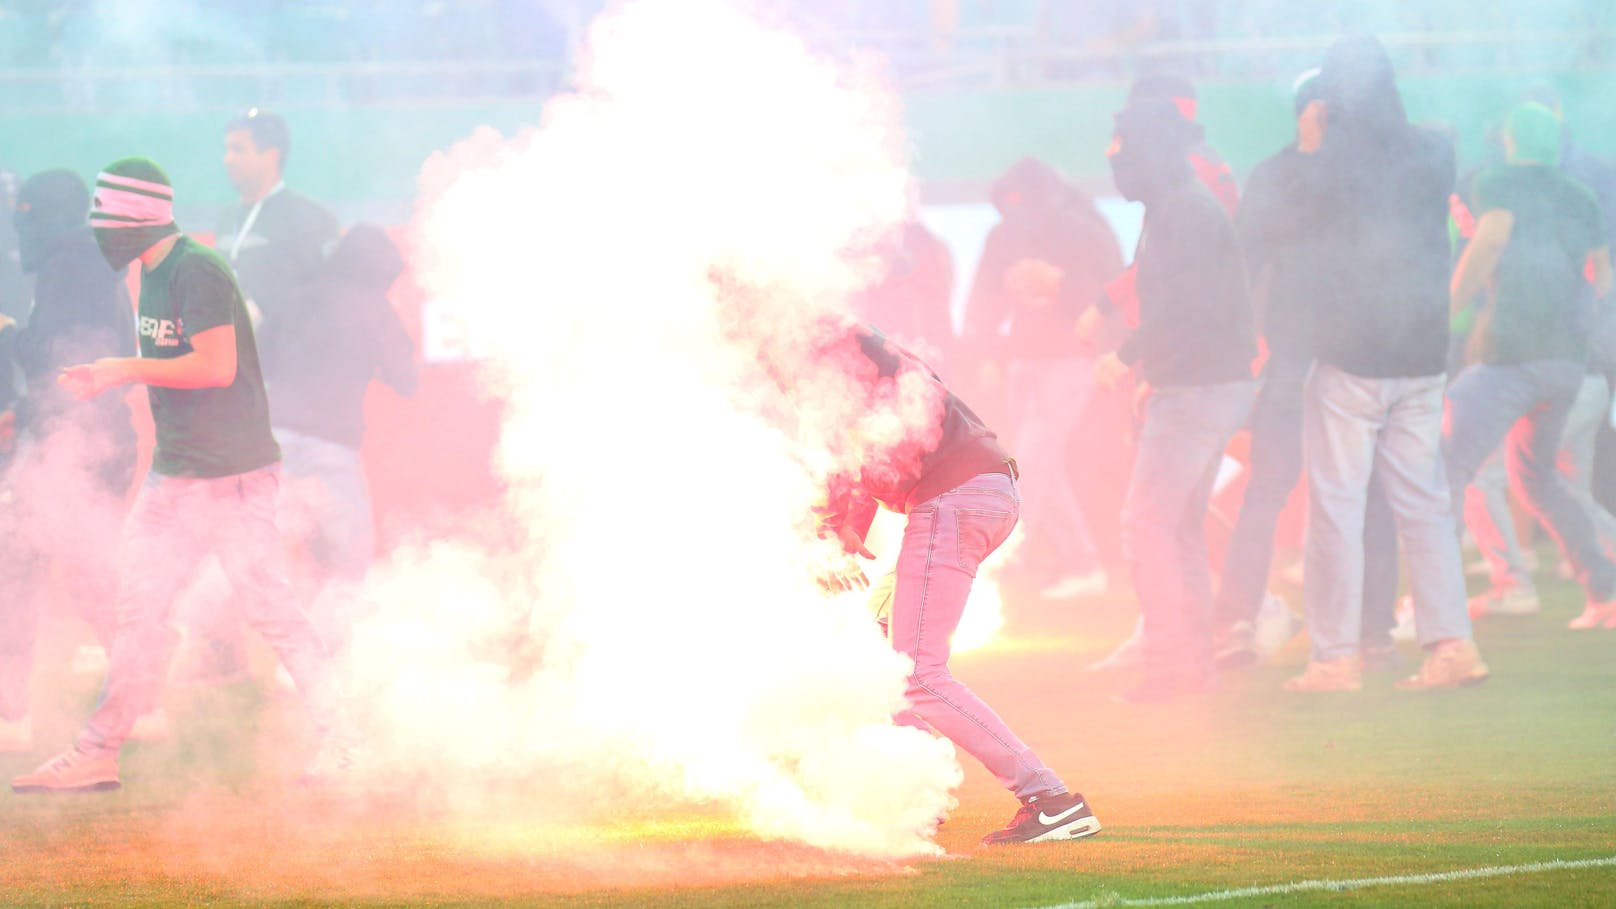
258, 224, 418, 449
1306, 37, 1456, 379
0, 224, 134, 454
962, 157, 1123, 361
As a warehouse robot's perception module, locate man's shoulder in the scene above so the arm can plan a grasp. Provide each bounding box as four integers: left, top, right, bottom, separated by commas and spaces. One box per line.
271, 187, 338, 226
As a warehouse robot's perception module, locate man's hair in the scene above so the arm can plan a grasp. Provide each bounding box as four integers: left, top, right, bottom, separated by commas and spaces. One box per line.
227, 108, 291, 168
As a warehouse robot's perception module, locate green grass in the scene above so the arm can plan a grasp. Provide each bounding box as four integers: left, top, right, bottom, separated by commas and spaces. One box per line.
2, 562, 1614, 908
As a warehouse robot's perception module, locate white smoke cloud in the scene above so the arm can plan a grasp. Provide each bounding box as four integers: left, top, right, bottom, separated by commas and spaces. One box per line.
347, 0, 967, 859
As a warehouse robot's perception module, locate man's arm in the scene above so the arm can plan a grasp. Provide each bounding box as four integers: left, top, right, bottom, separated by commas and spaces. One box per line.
59, 324, 237, 399
1450, 209, 1514, 316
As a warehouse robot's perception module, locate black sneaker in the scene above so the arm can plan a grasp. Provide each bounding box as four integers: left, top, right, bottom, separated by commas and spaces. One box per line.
981, 791, 1101, 845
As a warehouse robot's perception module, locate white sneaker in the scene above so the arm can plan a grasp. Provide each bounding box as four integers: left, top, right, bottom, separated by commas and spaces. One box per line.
0, 714, 32, 753
1039, 570, 1108, 600
1253, 592, 1304, 658
1086, 618, 1144, 672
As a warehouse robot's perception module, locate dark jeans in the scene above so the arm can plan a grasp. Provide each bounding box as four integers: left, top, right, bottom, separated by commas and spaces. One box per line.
1123, 380, 1256, 684
1444, 359, 1616, 601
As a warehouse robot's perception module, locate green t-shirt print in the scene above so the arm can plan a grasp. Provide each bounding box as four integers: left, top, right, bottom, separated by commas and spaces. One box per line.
1472, 163, 1606, 365
138, 235, 281, 477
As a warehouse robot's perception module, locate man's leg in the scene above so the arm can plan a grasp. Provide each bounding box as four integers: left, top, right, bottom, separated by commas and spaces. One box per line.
1124, 382, 1254, 688
1215, 357, 1307, 628
1507, 362, 1616, 602
1380, 375, 1473, 648
1004, 358, 1101, 582
1557, 373, 1616, 547
1465, 450, 1535, 589
77, 474, 212, 756
888, 472, 1063, 801
212, 465, 340, 739
277, 430, 377, 653
1360, 472, 1400, 650
1300, 365, 1384, 664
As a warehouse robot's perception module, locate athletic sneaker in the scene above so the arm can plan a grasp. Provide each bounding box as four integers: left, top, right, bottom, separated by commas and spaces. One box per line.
1467, 585, 1541, 618
1253, 592, 1305, 658
11, 746, 120, 793
1212, 621, 1258, 670
1282, 656, 1362, 692
1567, 600, 1616, 630
1396, 639, 1490, 690
1086, 619, 1144, 672
1039, 570, 1108, 600
981, 791, 1101, 845
0, 713, 31, 753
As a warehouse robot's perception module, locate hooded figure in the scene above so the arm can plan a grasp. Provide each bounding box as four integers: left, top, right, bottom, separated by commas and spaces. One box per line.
1, 169, 135, 465
1307, 35, 1456, 381
257, 223, 417, 452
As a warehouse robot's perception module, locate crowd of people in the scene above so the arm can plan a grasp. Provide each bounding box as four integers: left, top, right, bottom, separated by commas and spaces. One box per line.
0, 110, 416, 791
0, 28, 1612, 851
839, 34, 1613, 842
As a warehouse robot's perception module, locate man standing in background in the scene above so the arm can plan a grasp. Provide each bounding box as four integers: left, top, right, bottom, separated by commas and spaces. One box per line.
178, 108, 342, 684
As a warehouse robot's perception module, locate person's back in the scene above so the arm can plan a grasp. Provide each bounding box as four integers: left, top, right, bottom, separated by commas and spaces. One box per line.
1470, 163, 1603, 365
259, 224, 417, 450
1312, 123, 1455, 378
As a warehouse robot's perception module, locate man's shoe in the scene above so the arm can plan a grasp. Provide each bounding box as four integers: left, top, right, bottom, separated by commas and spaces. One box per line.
1468, 585, 1541, 618
1568, 600, 1616, 630
981, 791, 1101, 845
1396, 639, 1490, 690
0, 714, 32, 753
1039, 570, 1108, 600
1283, 656, 1362, 692
1254, 592, 1305, 658
11, 746, 120, 793
1212, 621, 1258, 670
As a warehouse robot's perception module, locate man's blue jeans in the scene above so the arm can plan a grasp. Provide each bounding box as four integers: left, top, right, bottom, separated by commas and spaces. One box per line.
1444, 360, 1616, 601
1304, 365, 1470, 661
1123, 380, 1256, 683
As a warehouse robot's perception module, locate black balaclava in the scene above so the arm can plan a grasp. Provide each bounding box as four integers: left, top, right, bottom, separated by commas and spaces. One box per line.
1108, 100, 1201, 204
89, 156, 179, 271
14, 169, 90, 273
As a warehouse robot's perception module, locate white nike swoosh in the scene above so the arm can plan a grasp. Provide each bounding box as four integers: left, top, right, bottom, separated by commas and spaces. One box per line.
1038, 802, 1087, 826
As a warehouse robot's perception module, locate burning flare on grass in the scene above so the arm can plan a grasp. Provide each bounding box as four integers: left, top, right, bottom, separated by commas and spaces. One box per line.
348, 0, 975, 858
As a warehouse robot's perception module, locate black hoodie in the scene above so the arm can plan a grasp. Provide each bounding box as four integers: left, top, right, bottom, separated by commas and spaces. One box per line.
962, 157, 1123, 361
259, 224, 418, 449
1307, 37, 1456, 379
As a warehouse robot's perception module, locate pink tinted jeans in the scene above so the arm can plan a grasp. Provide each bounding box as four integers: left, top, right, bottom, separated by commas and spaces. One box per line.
886, 470, 1065, 800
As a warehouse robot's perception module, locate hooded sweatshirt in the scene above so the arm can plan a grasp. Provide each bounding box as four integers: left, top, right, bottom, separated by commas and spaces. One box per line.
259, 224, 418, 449
2, 171, 134, 456
1306, 37, 1456, 379
962, 157, 1123, 362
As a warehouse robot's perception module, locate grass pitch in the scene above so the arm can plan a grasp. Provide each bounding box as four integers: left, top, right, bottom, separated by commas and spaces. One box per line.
2, 561, 1613, 908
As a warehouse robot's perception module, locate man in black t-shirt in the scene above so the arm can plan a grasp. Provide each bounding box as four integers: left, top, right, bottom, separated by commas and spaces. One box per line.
10, 158, 351, 794
1445, 102, 1616, 631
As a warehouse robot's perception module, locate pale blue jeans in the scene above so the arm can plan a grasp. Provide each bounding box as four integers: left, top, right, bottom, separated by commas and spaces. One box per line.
1303, 364, 1471, 661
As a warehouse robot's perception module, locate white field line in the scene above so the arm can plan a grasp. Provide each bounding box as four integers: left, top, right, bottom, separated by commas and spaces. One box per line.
1031, 854, 1616, 909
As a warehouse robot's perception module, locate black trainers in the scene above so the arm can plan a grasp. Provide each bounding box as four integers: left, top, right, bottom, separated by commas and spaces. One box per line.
981, 791, 1101, 845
